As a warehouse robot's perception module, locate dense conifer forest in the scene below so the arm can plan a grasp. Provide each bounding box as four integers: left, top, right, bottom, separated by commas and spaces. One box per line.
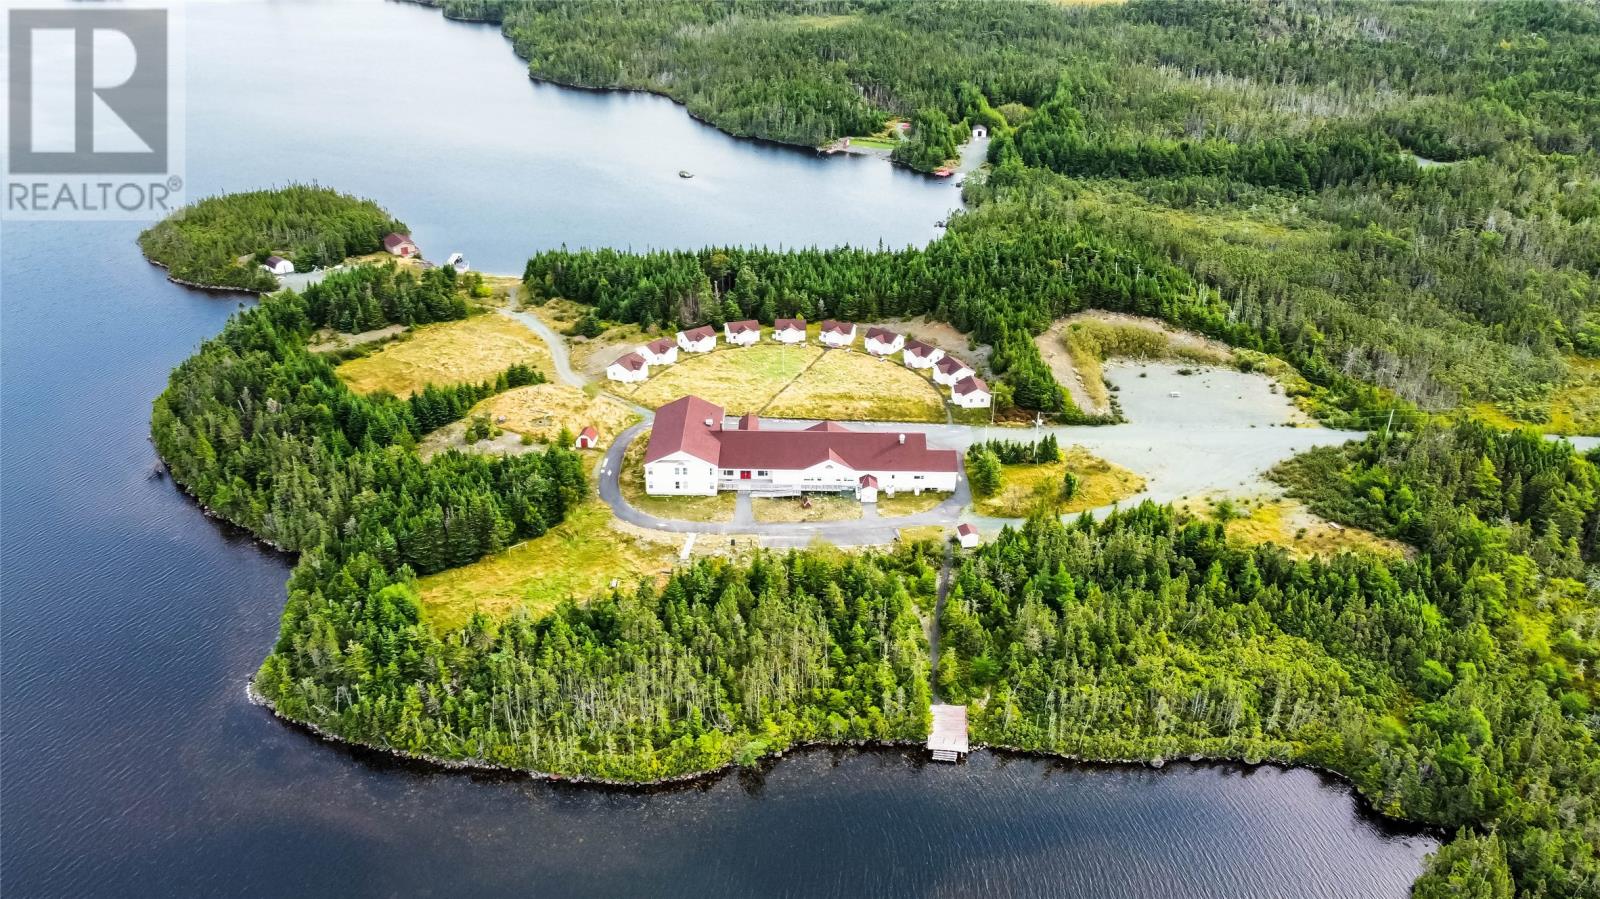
150, 2, 1600, 894
138, 185, 406, 291
495, 0, 1596, 427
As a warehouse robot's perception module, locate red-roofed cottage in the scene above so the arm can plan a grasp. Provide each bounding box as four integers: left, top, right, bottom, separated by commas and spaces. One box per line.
724, 319, 761, 347
606, 351, 649, 384
772, 318, 807, 345
902, 339, 944, 370
952, 375, 991, 409
574, 426, 600, 449
956, 523, 981, 549
643, 395, 959, 497
383, 233, 418, 257
818, 320, 856, 348
933, 354, 975, 387
639, 337, 678, 366
676, 325, 717, 354
864, 326, 905, 356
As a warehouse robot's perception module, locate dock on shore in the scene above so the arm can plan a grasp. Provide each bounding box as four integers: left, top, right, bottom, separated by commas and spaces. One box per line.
928, 704, 969, 762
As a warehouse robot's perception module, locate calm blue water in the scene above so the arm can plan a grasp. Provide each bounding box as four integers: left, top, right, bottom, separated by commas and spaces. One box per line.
0, 2, 1436, 895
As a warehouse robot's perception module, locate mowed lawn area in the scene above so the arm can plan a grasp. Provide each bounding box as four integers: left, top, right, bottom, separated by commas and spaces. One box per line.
764, 350, 945, 422
628, 344, 945, 422
629, 343, 821, 413
973, 447, 1146, 518
416, 494, 676, 631
336, 314, 553, 397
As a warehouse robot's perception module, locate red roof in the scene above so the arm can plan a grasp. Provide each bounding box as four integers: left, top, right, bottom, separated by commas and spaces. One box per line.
726, 319, 760, 334
820, 320, 854, 335
679, 325, 715, 342
859, 474, 879, 488
774, 318, 805, 332
645, 396, 724, 464
956, 523, 977, 536
865, 326, 899, 344
645, 337, 675, 354
954, 375, 988, 395
935, 354, 971, 375
579, 426, 599, 439
646, 396, 958, 473
904, 339, 939, 358
382, 232, 414, 250
611, 351, 647, 372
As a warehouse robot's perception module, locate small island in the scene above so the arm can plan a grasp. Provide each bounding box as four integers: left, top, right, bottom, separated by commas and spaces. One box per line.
137, 184, 408, 292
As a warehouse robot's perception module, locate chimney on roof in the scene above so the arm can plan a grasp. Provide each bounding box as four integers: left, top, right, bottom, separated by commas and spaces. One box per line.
898, 433, 906, 444
704, 418, 714, 427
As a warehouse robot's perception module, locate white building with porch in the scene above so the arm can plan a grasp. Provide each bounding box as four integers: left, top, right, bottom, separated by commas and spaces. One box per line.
864, 326, 905, 356
642, 395, 959, 498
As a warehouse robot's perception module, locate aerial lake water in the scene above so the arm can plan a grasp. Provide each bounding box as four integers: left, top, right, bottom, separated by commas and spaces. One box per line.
0, 1, 1437, 895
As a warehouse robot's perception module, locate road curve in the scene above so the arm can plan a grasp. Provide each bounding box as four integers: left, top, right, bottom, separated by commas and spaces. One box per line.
498, 289, 586, 389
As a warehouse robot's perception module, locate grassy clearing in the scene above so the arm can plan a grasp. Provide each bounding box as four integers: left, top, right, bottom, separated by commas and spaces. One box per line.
618, 433, 736, 522
1180, 496, 1409, 560
765, 349, 945, 422
847, 135, 899, 150
753, 494, 862, 523
630, 343, 822, 412
415, 494, 677, 631
1060, 315, 1231, 413
876, 490, 949, 517
897, 525, 949, 544
972, 447, 1145, 518
336, 314, 553, 397
478, 384, 638, 448
1477, 357, 1600, 436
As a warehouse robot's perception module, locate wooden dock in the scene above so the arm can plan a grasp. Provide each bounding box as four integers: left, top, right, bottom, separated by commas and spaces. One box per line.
928, 704, 969, 762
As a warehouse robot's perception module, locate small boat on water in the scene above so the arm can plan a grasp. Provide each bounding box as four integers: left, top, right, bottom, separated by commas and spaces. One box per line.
678, 170, 694, 179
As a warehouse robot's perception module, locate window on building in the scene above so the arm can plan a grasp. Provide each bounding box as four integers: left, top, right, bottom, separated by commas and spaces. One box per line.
757, 470, 770, 477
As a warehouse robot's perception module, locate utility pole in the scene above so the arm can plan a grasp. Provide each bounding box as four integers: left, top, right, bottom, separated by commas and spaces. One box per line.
1383, 408, 1394, 439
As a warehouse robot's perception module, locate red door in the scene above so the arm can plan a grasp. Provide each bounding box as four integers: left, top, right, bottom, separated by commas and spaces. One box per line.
740, 471, 751, 480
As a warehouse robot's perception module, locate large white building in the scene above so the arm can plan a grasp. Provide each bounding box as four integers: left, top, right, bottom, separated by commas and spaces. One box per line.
643, 395, 960, 498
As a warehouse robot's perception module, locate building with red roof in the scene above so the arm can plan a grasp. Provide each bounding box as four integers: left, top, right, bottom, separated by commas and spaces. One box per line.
864, 326, 905, 356
818, 320, 857, 348
643, 395, 959, 497
605, 351, 649, 384
772, 318, 807, 344
382, 232, 417, 257
676, 324, 717, 353
575, 426, 600, 449
952, 375, 991, 409
724, 319, 761, 346
639, 336, 679, 366
933, 353, 975, 387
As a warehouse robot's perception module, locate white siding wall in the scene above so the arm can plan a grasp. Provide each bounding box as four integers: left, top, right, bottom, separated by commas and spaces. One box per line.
726, 331, 759, 346
773, 330, 805, 344
820, 330, 855, 348
607, 364, 648, 383
644, 453, 718, 495
953, 390, 991, 408
904, 349, 943, 369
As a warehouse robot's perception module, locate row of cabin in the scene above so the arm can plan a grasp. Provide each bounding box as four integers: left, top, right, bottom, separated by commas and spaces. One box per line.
606, 319, 992, 408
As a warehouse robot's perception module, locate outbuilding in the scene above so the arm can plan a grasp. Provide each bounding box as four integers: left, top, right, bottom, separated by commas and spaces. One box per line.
857, 474, 879, 504
952, 375, 991, 409
575, 426, 599, 449
956, 523, 980, 549
933, 354, 975, 387
606, 351, 650, 384
640, 337, 679, 366
725, 319, 761, 346
261, 256, 293, 276
864, 326, 905, 356
383, 232, 418, 258
902, 339, 944, 370
772, 318, 807, 344
677, 325, 717, 354
819, 320, 856, 348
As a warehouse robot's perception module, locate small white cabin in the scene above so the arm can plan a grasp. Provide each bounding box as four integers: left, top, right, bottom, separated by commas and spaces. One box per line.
606, 351, 650, 384
933, 355, 975, 387
819, 320, 856, 348
902, 339, 944, 370
864, 326, 905, 357
952, 375, 991, 409
261, 256, 293, 276
772, 318, 807, 344
639, 337, 678, 366
972, 125, 989, 140
575, 426, 599, 449
956, 523, 980, 549
725, 320, 760, 347
677, 325, 717, 354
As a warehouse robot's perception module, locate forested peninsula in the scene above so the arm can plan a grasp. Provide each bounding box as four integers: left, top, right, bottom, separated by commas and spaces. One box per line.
152, 1, 1600, 896
138, 185, 406, 291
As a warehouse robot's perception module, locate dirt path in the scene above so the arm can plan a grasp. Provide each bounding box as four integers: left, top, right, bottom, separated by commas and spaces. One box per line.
1034, 320, 1101, 415
927, 543, 954, 701
498, 293, 585, 389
